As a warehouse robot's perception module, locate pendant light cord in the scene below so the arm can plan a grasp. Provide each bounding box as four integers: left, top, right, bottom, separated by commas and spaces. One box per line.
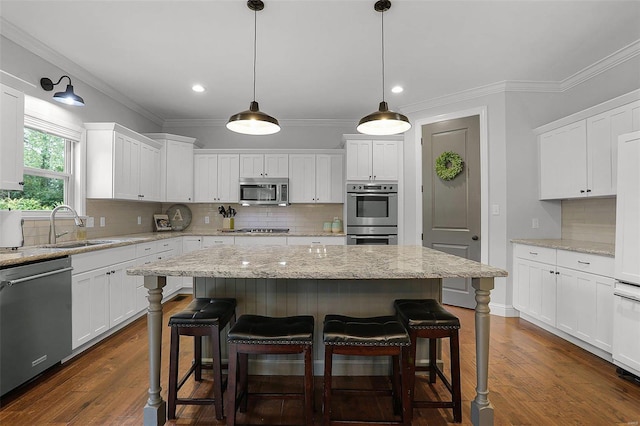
253, 7, 257, 102
381, 8, 385, 103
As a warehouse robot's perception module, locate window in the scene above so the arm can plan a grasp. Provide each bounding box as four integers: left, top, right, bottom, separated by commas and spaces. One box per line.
0, 127, 76, 211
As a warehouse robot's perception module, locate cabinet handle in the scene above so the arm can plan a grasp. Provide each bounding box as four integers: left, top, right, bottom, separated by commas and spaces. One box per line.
529, 251, 538, 255
586, 189, 591, 193
18, 181, 24, 186
111, 270, 115, 274
106, 271, 111, 275
580, 190, 585, 193
577, 261, 590, 265
549, 270, 555, 274
373, 175, 376, 180
556, 272, 560, 275
472, 235, 479, 241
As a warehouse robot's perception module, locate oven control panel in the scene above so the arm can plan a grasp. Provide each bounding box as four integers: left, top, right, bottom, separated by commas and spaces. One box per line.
347, 183, 397, 193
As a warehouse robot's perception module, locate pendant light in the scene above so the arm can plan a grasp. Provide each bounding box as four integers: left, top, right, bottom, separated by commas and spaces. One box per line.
357, 0, 411, 136
227, 0, 280, 135
40, 75, 85, 106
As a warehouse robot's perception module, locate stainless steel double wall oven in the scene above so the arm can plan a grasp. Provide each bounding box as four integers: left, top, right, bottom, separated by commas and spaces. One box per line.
346, 183, 398, 245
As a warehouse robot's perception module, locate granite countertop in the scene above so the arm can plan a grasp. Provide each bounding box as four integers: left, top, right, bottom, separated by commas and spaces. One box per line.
127, 245, 508, 280
0, 231, 347, 268
511, 239, 615, 257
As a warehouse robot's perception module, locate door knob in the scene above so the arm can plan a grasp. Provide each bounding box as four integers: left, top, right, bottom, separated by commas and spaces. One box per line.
472, 235, 479, 241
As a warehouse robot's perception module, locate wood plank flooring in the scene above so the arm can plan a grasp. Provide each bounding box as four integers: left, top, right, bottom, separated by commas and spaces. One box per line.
1, 294, 639, 425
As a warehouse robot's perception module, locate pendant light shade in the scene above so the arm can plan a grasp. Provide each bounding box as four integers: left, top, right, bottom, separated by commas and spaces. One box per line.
40, 75, 85, 106
227, 0, 280, 135
357, 0, 410, 136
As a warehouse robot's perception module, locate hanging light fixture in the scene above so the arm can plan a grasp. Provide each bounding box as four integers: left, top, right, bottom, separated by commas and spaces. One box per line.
357, 0, 411, 136
40, 75, 85, 106
227, 0, 280, 135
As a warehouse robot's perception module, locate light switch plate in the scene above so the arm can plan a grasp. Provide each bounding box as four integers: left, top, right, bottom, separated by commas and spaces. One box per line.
532, 218, 539, 229
204, 216, 210, 224
86, 217, 94, 228
491, 204, 500, 215
100, 217, 106, 227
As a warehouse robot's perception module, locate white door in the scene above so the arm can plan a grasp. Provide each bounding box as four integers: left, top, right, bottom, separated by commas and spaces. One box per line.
217, 154, 239, 202
194, 154, 219, 202
316, 154, 344, 203
346, 140, 373, 181
264, 154, 289, 178
114, 134, 140, 200
372, 141, 398, 181
289, 154, 316, 203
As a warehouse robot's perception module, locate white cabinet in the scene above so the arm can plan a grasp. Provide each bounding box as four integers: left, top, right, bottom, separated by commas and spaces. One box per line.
538, 99, 640, 200
289, 153, 343, 203
85, 123, 162, 201
612, 282, 640, 378
202, 236, 235, 247
346, 140, 398, 181
0, 84, 24, 191
287, 236, 346, 245
145, 133, 198, 203
240, 153, 288, 178
194, 153, 240, 203
234, 236, 287, 246
109, 259, 138, 328
513, 243, 615, 355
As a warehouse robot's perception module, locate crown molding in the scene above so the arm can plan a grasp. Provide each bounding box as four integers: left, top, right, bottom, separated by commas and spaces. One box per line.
163, 118, 356, 129
0, 17, 164, 126
401, 81, 510, 114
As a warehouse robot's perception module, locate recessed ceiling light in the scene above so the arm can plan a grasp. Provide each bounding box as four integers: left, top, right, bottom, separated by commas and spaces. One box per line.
192, 84, 206, 93
391, 85, 404, 94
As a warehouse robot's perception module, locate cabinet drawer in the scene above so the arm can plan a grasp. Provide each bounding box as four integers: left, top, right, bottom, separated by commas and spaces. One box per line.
156, 238, 180, 253
556, 250, 614, 277
514, 244, 556, 264
72, 245, 137, 275
287, 236, 346, 246
136, 241, 158, 257
202, 236, 235, 247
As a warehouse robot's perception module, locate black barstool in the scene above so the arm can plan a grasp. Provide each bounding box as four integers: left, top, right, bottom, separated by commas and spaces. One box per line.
226, 314, 315, 426
322, 314, 412, 426
394, 299, 462, 423
167, 298, 237, 420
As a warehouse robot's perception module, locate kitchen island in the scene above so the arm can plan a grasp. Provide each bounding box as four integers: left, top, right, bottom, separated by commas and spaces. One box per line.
128, 244, 507, 426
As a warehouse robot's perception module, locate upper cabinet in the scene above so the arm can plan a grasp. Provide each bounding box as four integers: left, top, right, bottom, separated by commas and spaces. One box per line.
193, 152, 240, 203
345, 139, 399, 181
538, 97, 640, 200
85, 123, 162, 201
239, 153, 288, 178
0, 84, 25, 191
144, 133, 198, 203
289, 153, 343, 203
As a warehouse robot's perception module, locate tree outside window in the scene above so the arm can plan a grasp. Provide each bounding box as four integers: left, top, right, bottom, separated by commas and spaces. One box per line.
0, 128, 71, 211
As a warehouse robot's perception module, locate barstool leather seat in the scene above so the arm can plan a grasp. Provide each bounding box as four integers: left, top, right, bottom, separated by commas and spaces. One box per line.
169, 298, 237, 327
394, 299, 460, 329
227, 314, 314, 343
323, 314, 411, 346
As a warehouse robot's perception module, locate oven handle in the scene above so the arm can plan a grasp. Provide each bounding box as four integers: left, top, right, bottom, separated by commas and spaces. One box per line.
348, 193, 397, 197
1, 267, 73, 288
349, 235, 396, 240
614, 291, 640, 303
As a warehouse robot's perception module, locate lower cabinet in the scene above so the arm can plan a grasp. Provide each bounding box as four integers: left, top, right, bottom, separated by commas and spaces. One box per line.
513, 243, 614, 356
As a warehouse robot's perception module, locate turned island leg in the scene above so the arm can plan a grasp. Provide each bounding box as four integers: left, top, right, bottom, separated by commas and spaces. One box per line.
143, 275, 166, 426
471, 277, 494, 426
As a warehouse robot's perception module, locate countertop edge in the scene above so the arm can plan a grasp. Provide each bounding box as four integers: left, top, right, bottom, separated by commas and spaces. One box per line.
511, 239, 615, 257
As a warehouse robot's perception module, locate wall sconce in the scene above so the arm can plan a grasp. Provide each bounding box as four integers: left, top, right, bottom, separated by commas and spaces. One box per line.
40, 75, 85, 106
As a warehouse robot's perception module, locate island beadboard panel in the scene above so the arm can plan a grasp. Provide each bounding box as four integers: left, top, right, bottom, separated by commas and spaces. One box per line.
194, 276, 441, 375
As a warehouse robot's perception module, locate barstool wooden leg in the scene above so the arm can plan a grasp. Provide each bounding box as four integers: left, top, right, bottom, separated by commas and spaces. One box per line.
401, 346, 412, 426
429, 337, 437, 383
211, 325, 223, 420
451, 330, 462, 422
194, 335, 202, 381
238, 353, 249, 413
323, 345, 333, 425
168, 326, 180, 420
392, 353, 401, 415
304, 345, 314, 426
226, 344, 238, 426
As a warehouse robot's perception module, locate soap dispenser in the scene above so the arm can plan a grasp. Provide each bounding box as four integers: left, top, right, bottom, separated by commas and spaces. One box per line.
331, 217, 342, 233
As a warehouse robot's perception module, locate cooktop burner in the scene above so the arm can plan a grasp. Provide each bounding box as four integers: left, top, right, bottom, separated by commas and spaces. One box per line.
238, 228, 290, 233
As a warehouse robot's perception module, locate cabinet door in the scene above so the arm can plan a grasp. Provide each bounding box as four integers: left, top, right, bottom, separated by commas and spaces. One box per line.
540, 269, 557, 326
613, 290, 640, 374
315, 154, 344, 203
217, 154, 240, 202
234, 236, 287, 246
593, 275, 614, 352
346, 140, 373, 181
539, 121, 587, 199
72, 267, 110, 349
513, 259, 531, 313
264, 154, 289, 177
194, 154, 219, 202
556, 267, 579, 336
139, 143, 161, 201
587, 101, 639, 196
289, 154, 316, 202
372, 141, 399, 181
109, 260, 138, 327
113, 133, 140, 200
239, 154, 264, 178
166, 141, 194, 202
0, 84, 24, 191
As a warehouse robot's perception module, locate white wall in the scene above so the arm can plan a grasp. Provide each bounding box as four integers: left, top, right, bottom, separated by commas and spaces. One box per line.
0, 36, 161, 134
162, 120, 354, 149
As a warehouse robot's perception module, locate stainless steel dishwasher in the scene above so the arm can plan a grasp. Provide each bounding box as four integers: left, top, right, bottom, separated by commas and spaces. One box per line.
0, 256, 73, 396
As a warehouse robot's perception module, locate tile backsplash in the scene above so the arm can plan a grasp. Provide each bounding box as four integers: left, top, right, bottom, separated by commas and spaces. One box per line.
561, 198, 616, 245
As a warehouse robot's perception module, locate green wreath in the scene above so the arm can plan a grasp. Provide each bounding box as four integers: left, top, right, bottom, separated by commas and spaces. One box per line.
435, 151, 464, 181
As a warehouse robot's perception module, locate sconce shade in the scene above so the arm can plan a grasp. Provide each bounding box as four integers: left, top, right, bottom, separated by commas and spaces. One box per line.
226, 101, 281, 135
357, 101, 411, 135
40, 76, 85, 106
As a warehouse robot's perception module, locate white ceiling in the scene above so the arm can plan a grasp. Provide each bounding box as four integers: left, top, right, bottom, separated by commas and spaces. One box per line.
1, 0, 639, 123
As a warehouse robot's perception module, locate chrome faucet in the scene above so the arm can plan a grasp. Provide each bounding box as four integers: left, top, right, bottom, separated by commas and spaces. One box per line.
49, 205, 85, 244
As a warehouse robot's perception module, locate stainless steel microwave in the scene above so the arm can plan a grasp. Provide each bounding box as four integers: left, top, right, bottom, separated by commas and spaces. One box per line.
239, 178, 289, 206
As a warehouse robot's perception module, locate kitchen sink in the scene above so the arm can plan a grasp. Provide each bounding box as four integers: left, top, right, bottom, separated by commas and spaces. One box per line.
41, 239, 124, 250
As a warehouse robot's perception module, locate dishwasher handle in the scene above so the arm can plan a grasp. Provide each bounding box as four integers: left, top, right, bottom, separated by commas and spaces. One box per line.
1, 266, 73, 288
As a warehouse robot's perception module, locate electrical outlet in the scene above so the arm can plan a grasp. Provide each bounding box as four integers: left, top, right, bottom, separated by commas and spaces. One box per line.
532, 218, 539, 229
100, 217, 106, 227
491, 204, 500, 215
86, 217, 95, 228
204, 216, 210, 224
137, 216, 142, 225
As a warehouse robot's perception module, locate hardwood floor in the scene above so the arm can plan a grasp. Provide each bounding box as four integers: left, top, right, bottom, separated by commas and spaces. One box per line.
1, 294, 639, 425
